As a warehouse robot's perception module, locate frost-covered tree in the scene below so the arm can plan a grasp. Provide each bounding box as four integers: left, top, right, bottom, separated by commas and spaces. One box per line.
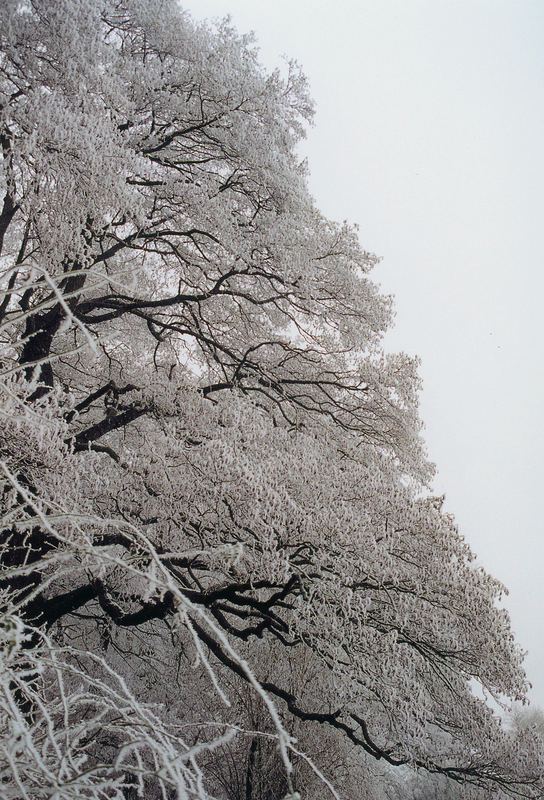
0, 1, 542, 797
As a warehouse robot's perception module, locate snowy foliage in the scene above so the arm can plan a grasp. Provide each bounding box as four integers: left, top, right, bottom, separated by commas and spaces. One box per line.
0, 1, 542, 797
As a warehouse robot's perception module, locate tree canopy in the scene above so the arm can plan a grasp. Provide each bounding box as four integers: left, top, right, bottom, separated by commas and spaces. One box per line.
0, 1, 542, 798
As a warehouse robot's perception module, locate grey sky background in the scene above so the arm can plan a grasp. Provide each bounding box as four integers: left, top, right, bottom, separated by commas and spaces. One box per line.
192, 0, 544, 705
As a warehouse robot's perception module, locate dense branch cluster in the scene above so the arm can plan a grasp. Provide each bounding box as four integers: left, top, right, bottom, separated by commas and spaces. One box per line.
0, 1, 542, 798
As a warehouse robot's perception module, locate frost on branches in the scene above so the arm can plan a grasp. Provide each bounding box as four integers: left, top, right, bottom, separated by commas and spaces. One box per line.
0, 1, 541, 798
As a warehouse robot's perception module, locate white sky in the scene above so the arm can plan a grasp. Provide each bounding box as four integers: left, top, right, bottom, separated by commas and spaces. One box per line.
191, 0, 544, 705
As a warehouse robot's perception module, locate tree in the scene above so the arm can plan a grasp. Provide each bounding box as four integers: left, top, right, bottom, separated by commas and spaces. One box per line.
0, 1, 541, 797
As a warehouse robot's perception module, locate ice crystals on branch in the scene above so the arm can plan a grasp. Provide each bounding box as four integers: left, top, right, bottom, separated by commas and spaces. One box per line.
0, 0, 541, 798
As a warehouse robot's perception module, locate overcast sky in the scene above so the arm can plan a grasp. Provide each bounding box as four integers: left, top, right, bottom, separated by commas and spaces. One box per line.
192, 0, 544, 705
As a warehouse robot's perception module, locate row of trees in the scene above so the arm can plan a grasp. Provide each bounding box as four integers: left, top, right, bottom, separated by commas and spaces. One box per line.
0, 1, 542, 797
